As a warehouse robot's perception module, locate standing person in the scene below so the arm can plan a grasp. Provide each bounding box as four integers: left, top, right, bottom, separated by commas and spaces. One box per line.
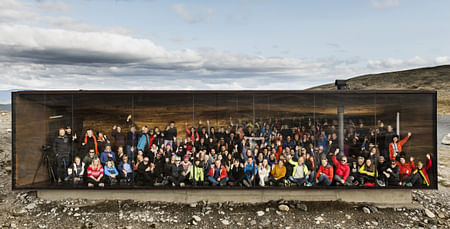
53, 128, 71, 183
137, 126, 155, 161
315, 158, 333, 186
185, 122, 200, 143
82, 129, 98, 155
96, 132, 110, 154
164, 121, 177, 148
111, 125, 126, 152
64, 126, 78, 161
87, 158, 105, 188
383, 125, 395, 159
258, 158, 271, 187
389, 132, 411, 161
126, 115, 139, 162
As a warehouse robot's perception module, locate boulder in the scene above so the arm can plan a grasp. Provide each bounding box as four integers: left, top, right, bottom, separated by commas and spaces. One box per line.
442, 133, 450, 145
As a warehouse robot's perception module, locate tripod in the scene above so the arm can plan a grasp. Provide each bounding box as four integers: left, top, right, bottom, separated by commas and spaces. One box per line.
32, 145, 57, 185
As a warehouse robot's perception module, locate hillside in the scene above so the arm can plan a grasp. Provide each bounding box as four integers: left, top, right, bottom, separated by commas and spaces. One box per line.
308, 65, 450, 114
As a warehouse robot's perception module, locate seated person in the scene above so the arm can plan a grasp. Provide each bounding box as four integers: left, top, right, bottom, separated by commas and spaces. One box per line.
348, 156, 365, 186
397, 155, 415, 183
207, 159, 229, 186
104, 160, 119, 185
189, 159, 204, 186
168, 156, 186, 187
403, 153, 432, 187
228, 159, 245, 186
332, 149, 352, 186
358, 158, 377, 187
243, 157, 258, 187
118, 154, 134, 184
383, 160, 401, 187
66, 156, 85, 185
100, 145, 116, 165
136, 156, 155, 185
315, 157, 333, 186
376, 155, 389, 187
258, 159, 271, 187
87, 158, 105, 188
180, 155, 192, 178
269, 160, 286, 186
83, 149, 96, 171
288, 156, 310, 187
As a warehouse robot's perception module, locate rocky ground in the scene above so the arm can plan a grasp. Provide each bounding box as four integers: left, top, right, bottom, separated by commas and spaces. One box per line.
0, 110, 449, 228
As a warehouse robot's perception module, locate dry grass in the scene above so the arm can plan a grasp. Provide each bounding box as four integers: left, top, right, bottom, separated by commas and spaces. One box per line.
308, 65, 450, 114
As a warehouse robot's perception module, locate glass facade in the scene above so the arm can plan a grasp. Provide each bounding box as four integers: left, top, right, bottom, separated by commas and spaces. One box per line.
12, 91, 437, 189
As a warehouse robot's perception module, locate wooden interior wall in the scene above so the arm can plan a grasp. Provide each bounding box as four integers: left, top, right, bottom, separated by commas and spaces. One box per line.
15, 95, 50, 186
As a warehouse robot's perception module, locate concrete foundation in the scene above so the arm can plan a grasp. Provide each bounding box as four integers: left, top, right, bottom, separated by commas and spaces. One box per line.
37, 189, 412, 205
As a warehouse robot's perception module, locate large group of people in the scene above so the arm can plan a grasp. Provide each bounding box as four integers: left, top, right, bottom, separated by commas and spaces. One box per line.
52, 114, 433, 188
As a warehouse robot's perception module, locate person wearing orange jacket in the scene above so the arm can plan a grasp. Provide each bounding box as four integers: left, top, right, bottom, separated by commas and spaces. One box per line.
396, 155, 415, 183
315, 157, 333, 186
82, 129, 98, 155
389, 132, 411, 161
403, 153, 432, 187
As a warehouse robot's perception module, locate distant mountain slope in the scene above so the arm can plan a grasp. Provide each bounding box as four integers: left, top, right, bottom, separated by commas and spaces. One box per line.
308, 65, 450, 114
0, 104, 10, 111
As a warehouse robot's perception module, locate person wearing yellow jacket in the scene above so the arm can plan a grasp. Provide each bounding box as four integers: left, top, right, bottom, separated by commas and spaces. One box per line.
288, 156, 310, 186
189, 159, 204, 186
358, 158, 377, 187
269, 160, 286, 186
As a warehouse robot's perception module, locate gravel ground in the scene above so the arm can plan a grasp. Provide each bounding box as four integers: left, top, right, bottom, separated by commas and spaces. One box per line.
0, 110, 449, 228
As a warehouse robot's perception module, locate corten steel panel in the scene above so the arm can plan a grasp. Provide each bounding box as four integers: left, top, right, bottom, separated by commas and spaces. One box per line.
12, 90, 437, 190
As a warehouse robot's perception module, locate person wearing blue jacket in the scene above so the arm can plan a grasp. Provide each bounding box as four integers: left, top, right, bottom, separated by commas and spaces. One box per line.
243, 157, 258, 187
104, 160, 119, 185
100, 145, 116, 165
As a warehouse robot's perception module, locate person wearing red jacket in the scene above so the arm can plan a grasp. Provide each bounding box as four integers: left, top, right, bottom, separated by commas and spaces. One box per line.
403, 153, 432, 187
332, 149, 352, 186
396, 155, 415, 183
315, 157, 333, 186
185, 122, 200, 143
389, 132, 411, 161
208, 159, 229, 186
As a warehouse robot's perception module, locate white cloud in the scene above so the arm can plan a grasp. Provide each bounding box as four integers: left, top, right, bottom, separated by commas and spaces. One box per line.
0, 0, 447, 92
172, 3, 214, 24
371, 0, 400, 9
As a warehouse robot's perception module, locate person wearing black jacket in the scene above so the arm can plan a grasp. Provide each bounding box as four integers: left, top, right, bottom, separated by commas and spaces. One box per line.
167, 156, 185, 187
136, 157, 155, 185
53, 128, 71, 183
376, 155, 388, 187
383, 160, 400, 187
228, 159, 245, 186
164, 121, 177, 148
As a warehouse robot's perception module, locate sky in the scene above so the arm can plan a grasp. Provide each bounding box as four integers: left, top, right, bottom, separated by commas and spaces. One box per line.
0, 0, 449, 103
